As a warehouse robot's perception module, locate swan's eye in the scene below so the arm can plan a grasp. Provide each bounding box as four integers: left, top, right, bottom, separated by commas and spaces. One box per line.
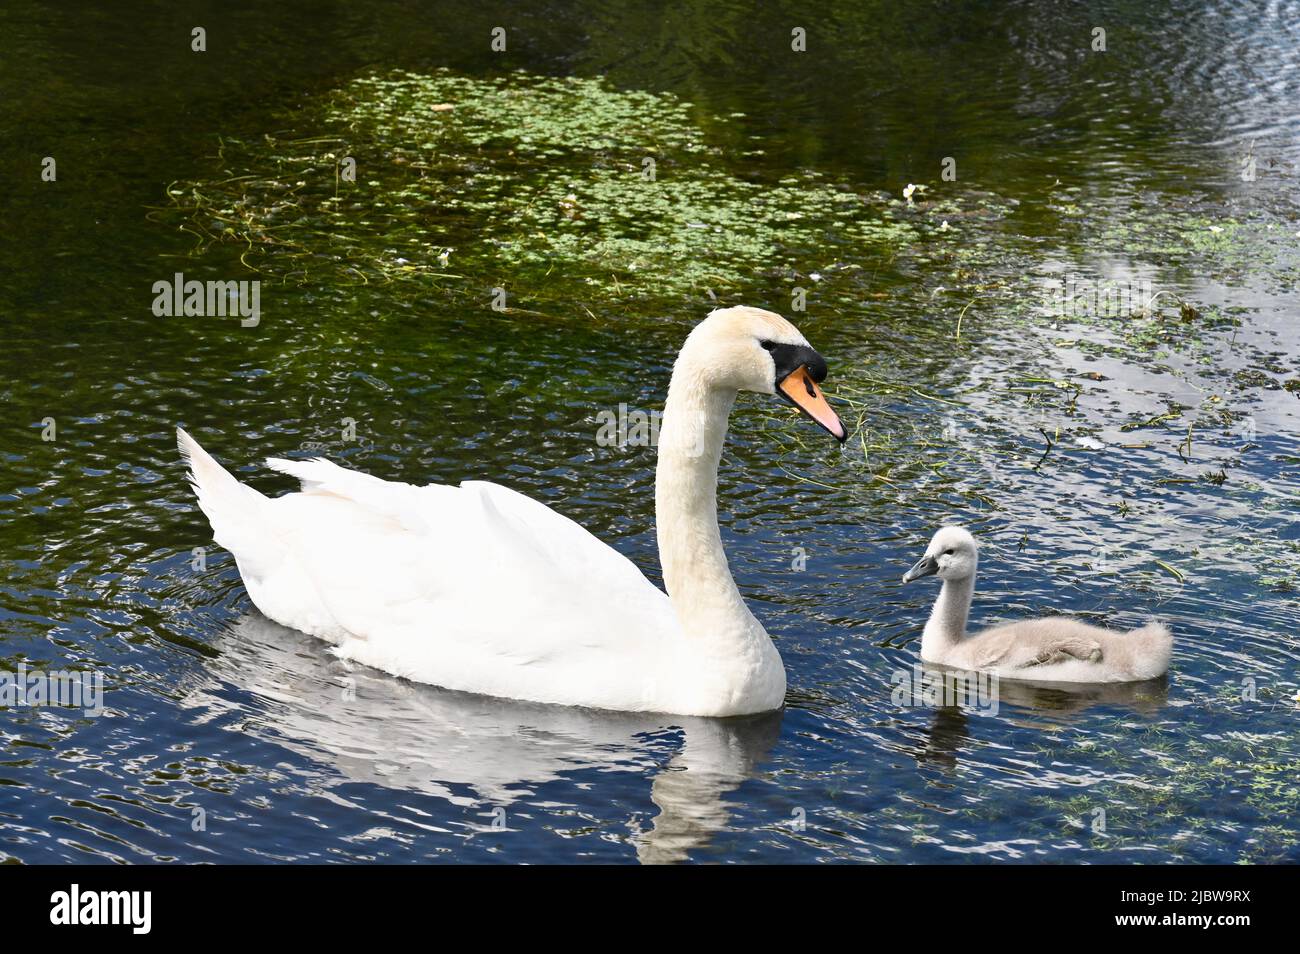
944, 548, 955, 556
759, 340, 777, 352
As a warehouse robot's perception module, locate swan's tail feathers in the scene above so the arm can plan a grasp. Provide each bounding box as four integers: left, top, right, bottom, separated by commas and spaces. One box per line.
177, 427, 275, 568
178, 427, 250, 507
1128, 620, 1173, 679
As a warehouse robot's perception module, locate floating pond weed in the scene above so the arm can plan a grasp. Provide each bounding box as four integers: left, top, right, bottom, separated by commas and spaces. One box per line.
166, 69, 933, 308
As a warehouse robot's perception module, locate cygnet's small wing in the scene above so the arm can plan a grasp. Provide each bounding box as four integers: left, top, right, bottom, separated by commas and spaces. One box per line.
1021, 634, 1104, 668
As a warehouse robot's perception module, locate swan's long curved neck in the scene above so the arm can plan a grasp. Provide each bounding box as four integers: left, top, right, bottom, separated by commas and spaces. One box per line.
923, 574, 974, 658
654, 360, 763, 647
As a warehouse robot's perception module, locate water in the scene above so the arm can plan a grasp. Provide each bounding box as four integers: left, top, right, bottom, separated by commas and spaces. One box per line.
2, 0, 1298, 864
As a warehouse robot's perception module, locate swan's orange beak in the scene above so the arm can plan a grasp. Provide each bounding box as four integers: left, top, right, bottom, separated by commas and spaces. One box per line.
778, 366, 846, 442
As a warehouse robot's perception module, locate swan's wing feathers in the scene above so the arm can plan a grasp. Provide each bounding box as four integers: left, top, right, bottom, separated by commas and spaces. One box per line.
263, 457, 651, 598
265, 456, 350, 494
968, 628, 1020, 670
261, 470, 674, 681
457, 481, 660, 596
1021, 634, 1104, 668
266, 455, 447, 533
969, 620, 1106, 671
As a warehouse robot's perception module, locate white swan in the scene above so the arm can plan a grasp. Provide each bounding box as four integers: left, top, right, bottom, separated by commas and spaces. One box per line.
179, 306, 846, 717
901, 526, 1173, 682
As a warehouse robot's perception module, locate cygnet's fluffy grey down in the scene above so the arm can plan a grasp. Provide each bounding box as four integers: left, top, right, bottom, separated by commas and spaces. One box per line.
902, 526, 1173, 683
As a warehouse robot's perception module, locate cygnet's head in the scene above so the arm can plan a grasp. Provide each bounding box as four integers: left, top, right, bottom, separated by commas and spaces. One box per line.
679, 306, 846, 441
902, 525, 979, 584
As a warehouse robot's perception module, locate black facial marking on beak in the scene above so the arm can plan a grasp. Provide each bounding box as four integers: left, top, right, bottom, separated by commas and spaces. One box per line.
762, 340, 846, 441
759, 340, 842, 441
762, 341, 828, 385
902, 554, 939, 584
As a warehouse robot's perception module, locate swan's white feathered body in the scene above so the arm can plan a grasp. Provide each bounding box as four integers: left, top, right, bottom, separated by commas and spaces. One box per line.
183, 438, 684, 708
179, 306, 845, 716
903, 526, 1173, 683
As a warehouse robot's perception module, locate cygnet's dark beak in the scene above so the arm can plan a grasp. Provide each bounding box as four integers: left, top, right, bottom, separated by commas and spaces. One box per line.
902, 554, 939, 584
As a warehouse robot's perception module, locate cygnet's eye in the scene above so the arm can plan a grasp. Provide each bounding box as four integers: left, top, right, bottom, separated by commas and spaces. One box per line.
944, 548, 955, 556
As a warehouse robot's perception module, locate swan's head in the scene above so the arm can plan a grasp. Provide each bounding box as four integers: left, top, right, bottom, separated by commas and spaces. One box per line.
681, 305, 846, 441
902, 524, 979, 583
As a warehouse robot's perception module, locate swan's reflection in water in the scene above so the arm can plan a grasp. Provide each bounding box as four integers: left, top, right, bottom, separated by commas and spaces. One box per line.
185, 613, 780, 863
912, 662, 1170, 770
993, 672, 1170, 714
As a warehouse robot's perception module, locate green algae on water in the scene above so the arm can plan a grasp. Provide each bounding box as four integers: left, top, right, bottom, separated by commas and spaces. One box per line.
166, 69, 937, 307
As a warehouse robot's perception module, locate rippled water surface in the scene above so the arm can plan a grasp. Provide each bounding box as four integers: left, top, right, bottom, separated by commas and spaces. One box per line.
2, 0, 1298, 863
